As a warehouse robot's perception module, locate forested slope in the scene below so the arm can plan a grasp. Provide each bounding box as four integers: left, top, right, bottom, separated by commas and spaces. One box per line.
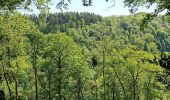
0, 12, 170, 100
32, 12, 170, 52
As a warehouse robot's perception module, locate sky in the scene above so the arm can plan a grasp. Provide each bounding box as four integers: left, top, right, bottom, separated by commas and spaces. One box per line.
21, 0, 165, 16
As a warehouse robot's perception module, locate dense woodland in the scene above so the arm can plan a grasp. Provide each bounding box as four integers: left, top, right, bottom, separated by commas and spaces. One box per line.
0, 11, 170, 100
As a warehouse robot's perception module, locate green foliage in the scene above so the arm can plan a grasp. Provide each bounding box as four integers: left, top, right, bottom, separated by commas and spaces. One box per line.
123, 0, 170, 16
0, 12, 170, 99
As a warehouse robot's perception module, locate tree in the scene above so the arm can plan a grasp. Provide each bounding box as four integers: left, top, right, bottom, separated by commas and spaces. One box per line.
0, 12, 40, 100
37, 33, 94, 100
26, 32, 43, 100
0, 9, 170, 99
124, 0, 170, 15
109, 45, 165, 99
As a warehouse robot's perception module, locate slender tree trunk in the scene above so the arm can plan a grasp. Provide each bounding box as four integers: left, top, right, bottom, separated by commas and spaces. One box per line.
113, 69, 127, 99
112, 87, 115, 100
34, 59, 38, 100
7, 36, 13, 100
102, 49, 106, 100
14, 61, 19, 100
127, 66, 140, 100
11, 71, 18, 100
77, 77, 81, 100
58, 56, 62, 100
33, 45, 38, 100
112, 81, 115, 100
14, 77, 18, 100
48, 69, 51, 100
132, 74, 136, 100
133, 80, 136, 100
95, 79, 98, 100
1, 60, 12, 99
5, 74, 12, 99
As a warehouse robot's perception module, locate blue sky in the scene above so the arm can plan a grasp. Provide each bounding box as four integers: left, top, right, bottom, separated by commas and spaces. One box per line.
52, 0, 131, 16
22, 0, 164, 16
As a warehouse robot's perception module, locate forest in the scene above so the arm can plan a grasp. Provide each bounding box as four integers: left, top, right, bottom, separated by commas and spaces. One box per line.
0, 0, 170, 100
0, 11, 169, 100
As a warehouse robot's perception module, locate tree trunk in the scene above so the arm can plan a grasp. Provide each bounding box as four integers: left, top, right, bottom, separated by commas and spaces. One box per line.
95, 79, 98, 100
58, 56, 62, 100
34, 59, 38, 100
114, 69, 127, 99
11, 72, 18, 100
15, 77, 18, 100
146, 78, 151, 100
14, 61, 19, 100
77, 77, 81, 100
102, 49, 106, 100
133, 80, 136, 100
1, 60, 12, 99
112, 81, 115, 100
7, 37, 13, 100
33, 45, 38, 100
48, 69, 51, 100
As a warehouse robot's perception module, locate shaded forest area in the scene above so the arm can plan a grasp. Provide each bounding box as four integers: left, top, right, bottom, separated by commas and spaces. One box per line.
0, 12, 170, 100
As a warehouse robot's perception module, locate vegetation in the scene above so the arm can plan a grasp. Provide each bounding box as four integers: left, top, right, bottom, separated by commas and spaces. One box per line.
0, 11, 169, 100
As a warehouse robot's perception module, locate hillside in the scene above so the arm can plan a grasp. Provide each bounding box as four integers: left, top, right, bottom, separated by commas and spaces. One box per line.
0, 12, 170, 99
